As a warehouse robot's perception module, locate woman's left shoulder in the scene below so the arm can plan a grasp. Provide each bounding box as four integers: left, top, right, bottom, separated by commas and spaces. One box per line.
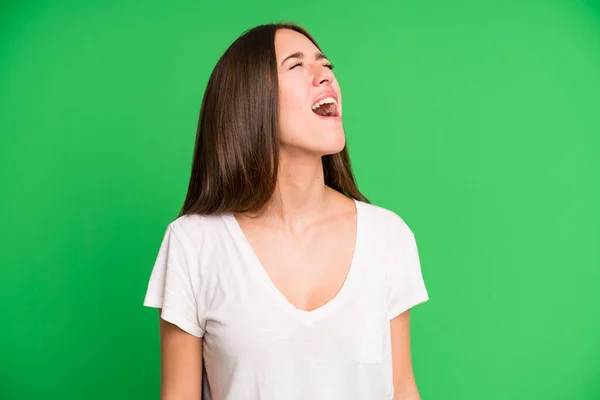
356, 200, 414, 239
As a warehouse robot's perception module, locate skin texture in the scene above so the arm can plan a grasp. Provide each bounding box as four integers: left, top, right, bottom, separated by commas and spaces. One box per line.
158, 28, 421, 399
159, 316, 203, 400
390, 310, 421, 400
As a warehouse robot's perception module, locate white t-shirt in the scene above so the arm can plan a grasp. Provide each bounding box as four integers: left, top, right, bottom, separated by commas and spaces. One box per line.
143, 198, 429, 400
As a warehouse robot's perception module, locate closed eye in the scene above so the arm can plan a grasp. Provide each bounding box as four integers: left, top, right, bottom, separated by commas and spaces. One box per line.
289, 62, 334, 70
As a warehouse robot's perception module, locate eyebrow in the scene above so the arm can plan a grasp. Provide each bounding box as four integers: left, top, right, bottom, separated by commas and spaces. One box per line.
280, 51, 328, 66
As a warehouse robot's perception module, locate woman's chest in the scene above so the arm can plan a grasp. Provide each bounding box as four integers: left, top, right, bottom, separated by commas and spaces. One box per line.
200, 256, 391, 364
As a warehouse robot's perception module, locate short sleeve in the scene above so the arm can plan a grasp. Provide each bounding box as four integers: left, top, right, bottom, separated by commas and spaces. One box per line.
143, 223, 205, 337
387, 219, 429, 320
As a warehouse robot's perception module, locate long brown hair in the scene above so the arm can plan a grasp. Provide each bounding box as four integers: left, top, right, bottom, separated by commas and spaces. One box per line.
178, 22, 368, 217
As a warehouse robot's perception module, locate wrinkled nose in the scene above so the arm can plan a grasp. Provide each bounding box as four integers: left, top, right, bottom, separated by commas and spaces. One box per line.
312, 65, 334, 86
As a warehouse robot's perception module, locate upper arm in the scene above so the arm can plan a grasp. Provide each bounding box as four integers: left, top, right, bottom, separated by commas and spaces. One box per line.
159, 311, 203, 400
390, 309, 421, 400
143, 222, 208, 398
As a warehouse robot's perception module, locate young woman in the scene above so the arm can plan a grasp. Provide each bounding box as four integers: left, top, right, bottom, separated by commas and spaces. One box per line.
143, 22, 429, 400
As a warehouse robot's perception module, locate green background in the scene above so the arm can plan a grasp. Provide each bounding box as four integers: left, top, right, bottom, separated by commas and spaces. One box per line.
1, 0, 599, 399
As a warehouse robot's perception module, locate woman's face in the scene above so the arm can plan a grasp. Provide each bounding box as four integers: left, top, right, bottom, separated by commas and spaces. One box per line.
275, 29, 345, 156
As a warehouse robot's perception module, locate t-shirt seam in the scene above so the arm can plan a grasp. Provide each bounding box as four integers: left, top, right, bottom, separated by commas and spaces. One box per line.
161, 306, 205, 336
388, 289, 429, 320
162, 305, 203, 328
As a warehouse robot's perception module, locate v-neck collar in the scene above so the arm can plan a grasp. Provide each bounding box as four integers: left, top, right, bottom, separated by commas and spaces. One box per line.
221, 198, 363, 325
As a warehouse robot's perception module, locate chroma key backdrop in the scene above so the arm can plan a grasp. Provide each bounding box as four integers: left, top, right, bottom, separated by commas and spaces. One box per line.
1, 0, 599, 399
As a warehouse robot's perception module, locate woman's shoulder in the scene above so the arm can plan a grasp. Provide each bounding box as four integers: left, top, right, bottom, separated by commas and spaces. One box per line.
163, 212, 229, 249
357, 200, 414, 237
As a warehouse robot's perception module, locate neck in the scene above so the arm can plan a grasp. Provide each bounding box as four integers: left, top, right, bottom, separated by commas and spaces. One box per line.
259, 152, 331, 229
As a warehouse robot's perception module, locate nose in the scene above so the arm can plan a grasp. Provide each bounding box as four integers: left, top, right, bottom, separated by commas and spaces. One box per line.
312, 64, 334, 87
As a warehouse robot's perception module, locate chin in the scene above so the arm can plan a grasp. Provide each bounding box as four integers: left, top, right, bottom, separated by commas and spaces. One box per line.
317, 132, 346, 155
281, 127, 346, 156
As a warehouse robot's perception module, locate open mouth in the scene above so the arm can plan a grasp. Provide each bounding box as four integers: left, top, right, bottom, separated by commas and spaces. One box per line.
311, 97, 339, 118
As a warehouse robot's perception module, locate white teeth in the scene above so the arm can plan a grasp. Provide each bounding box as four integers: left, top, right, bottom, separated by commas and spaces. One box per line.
311, 96, 337, 110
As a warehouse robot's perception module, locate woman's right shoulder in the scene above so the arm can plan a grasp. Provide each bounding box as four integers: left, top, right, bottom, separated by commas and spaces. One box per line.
163, 212, 230, 251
